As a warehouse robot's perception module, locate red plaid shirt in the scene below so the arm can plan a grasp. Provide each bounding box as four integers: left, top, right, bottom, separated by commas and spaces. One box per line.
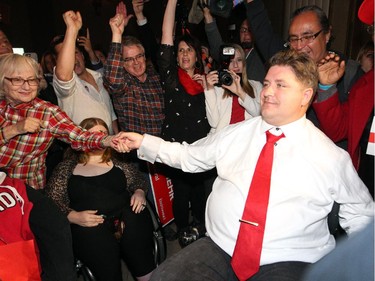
0, 98, 106, 189
103, 42, 165, 136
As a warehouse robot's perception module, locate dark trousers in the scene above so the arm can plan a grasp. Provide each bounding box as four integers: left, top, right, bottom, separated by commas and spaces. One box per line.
26, 186, 77, 281
71, 206, 155, 281
150, 237, 310, 281
168, 168, 208, 231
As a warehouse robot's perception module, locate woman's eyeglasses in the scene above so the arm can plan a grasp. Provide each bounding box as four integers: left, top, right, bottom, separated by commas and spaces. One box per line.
4, 77, 40, 86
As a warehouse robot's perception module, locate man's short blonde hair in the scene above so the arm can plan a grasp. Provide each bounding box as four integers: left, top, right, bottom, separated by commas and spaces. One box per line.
268, 49, 319, 104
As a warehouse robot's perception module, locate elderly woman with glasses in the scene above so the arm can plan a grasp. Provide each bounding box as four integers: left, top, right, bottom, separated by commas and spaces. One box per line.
0, 53, 125, 190
204, 43, 262, 134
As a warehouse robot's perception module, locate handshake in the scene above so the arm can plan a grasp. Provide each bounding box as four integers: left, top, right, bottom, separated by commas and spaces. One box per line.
104, 132, 144, 153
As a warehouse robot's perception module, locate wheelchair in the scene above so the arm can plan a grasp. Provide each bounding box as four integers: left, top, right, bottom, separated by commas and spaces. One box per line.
76, 200, 167, 281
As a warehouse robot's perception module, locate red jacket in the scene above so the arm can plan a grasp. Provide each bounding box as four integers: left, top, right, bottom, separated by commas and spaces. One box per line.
0, 173, 35, 244
313, 69, 374, 169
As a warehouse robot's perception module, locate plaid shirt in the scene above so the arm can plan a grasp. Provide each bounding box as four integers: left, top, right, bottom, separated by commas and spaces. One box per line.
103, 42, 164, 136
0, 98, 106, 189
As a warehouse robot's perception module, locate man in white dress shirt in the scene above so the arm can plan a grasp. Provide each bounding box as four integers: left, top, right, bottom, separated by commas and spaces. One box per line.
120, 49, 374, 281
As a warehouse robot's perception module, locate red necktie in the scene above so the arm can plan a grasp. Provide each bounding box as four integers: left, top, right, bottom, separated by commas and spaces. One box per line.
230, 95, 245, 124
231, 130, 285, 281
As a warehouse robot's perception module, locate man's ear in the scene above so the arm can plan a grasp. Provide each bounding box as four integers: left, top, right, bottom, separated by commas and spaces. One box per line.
301, 87, 314, 106
325, 26, 332, 44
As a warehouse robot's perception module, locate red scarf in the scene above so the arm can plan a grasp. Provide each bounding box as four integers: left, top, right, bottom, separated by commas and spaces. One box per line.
178, 67, 204, 96
229, 95, 245, 124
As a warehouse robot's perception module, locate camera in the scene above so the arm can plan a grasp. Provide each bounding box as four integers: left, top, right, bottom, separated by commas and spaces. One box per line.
215, 45, 235, 87
217, 69, 233, 86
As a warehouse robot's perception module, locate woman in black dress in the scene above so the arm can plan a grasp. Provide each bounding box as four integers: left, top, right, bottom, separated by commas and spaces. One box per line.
46, 117, 155, 281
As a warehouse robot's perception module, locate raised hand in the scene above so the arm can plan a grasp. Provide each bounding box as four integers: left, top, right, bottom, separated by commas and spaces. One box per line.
132, 0, 145, 18
109, 2, 133, 38
317, 52, 346, 86
77, 28, 94, 54
116, 1, 134, 27
62, 10, 82, 32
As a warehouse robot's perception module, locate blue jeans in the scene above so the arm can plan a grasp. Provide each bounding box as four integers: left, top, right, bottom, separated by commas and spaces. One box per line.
150, 237, 310, 281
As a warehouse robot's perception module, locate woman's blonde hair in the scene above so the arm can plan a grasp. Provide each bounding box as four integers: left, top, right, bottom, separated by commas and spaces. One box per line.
76, 118, 112, 164
0, 53, 41, 99
223, 44, 255, 99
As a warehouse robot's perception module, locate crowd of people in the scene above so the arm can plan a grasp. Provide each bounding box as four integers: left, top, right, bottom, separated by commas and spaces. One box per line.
0, 0, 373, 280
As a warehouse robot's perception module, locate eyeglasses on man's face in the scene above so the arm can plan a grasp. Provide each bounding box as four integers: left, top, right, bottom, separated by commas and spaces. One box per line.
123, 53, 145, 65
4, 77, 40, 86
285, 30, 323, 48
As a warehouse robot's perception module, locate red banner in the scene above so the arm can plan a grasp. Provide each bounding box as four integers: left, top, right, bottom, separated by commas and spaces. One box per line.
148, 163, 174, 226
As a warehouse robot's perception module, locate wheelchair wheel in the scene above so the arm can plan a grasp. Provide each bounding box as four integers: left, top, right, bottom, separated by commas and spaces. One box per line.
145, 200, 167, 266
76, 259, 96, 281
75, 202, 167, 281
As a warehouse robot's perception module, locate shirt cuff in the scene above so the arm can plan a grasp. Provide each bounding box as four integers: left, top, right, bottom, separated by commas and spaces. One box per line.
90, 59, 101, 65
318, 83, 335, 91
137, 134, 162, 163
315, 85, 338, 102
137, 18, 148, 26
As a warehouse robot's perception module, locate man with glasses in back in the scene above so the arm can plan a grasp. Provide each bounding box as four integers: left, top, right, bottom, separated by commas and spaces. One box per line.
244, 1, 364, 132
103, 2, 165, 212
103, 1, 164, 138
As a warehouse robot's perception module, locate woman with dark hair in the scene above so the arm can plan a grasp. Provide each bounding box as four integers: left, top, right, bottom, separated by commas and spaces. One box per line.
205, 43, 262, 134
158, 0, 211, 246
46, 117, 156, 281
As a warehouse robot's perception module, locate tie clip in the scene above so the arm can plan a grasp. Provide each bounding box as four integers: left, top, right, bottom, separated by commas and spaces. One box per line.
239, 219, 259, 226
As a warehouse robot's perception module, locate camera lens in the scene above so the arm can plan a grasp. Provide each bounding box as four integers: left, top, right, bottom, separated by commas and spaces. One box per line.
219, 71, 233, 86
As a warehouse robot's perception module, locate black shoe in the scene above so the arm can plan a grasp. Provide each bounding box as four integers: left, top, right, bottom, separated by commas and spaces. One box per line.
178, 226, 203, 248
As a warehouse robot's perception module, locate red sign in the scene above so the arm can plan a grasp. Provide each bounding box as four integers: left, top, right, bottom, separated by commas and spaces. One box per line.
148, 163, 174, 226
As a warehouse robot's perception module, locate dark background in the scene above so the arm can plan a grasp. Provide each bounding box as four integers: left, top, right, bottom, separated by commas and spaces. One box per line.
0, 0, 370, 61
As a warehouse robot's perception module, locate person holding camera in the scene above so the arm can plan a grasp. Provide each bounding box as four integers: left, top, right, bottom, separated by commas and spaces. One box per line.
205, 43, 262, 134
201, 0, 266, 83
